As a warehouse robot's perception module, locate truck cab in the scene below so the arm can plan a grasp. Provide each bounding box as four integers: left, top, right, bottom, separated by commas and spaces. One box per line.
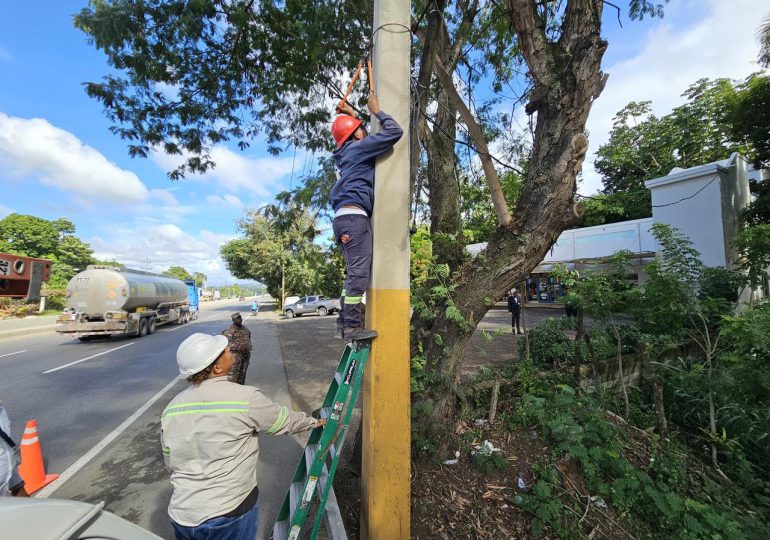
183, 280, 199, 320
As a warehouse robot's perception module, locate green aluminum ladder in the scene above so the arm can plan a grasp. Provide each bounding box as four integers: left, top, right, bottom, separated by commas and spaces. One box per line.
272, 336, 374, 540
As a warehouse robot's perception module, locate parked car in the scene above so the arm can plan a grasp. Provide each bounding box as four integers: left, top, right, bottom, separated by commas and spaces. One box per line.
284, 295, 340, 318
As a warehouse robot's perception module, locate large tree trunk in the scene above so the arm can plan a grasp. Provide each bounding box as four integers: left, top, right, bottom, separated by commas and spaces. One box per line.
415, 0, 608, 438
426, 87, 461, 266
413, 0, 464, 267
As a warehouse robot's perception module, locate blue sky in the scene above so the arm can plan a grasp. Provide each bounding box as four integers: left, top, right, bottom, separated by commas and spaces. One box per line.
0, 1, 766, 284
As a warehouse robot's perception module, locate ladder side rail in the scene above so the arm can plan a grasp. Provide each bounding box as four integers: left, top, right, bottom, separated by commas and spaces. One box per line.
310, 346, 370, 539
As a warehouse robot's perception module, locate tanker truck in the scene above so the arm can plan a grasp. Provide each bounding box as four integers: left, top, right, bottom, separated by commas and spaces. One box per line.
57, 266, 199, 341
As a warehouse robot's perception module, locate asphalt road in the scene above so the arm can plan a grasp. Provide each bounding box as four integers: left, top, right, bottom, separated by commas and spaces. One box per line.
0, 297, 307, 539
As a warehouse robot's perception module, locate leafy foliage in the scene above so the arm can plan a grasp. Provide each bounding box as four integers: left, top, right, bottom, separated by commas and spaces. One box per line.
74, 0, 370, 176
162, 265, 193, 281
727, 73, 770, 169
511, 375, 768, 539
590, 78, 757, 225
518, 317, 574, 366
220, 207, 342, 301
0, 213, 96, 288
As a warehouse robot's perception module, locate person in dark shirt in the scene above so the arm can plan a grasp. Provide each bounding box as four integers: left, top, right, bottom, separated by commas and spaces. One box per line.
221, 313, 252, 385
507, 289, 523, 334
330, 90, 403, 341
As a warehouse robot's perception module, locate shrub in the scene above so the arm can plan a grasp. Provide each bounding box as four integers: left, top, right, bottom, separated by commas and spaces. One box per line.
513, 378, 768, 539
45, 290, 67, 311
519, 318, 574, 366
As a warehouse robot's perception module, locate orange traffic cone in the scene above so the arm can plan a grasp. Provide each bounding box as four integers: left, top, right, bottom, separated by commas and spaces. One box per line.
19, 419, 59, 494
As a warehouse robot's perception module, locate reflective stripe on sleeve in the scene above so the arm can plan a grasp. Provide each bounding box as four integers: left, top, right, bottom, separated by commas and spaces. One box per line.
162, 401, 249, 418
345, 295, 363, 304
267, 406, 288, 434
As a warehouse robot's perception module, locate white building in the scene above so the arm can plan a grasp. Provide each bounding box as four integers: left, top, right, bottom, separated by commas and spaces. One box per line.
468, 153, 767, 303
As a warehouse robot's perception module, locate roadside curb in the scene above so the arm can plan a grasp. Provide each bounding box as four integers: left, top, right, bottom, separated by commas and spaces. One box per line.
0, 324, 59, 340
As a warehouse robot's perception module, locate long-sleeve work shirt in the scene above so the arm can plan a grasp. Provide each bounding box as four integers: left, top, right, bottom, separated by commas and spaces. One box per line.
160, 377, 317, 526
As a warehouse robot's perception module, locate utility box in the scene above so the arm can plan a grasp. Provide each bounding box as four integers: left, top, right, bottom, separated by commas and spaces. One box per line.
645, 152, 752, 269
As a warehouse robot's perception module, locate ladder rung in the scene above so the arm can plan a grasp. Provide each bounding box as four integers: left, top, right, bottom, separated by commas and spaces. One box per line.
305, 443, 318, 467
314, 453, 347, 540
289, 481, 303, 515
273, 520, 289, 540
334, 371, 343, 385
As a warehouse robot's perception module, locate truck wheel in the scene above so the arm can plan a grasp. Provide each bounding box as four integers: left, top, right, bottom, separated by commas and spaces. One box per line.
183, 312, 190, 324
176, 313, 184, 325
148, 318, 157, 334
285, 309, 294, 319
318, 307, 328, 317
138, 318, 149, 337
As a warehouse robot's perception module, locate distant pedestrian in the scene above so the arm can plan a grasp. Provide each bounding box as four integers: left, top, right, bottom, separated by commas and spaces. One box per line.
563, 285, 577, 318
162, 333, 323, 540
507, 289, 523, 334
222, 313, 251, 385
0, 402, 28, 497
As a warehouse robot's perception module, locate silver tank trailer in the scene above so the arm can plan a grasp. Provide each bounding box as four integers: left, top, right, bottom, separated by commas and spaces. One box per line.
66, 266, 188, 315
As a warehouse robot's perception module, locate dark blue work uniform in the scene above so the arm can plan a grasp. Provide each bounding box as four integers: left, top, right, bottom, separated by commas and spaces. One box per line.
331, 111, 403, 330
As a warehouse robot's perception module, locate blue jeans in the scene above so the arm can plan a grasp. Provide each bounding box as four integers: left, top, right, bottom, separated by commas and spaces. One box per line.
172, 501, 259, 540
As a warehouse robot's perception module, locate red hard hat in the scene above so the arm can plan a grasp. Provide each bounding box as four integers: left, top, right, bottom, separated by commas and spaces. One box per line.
331, 115, 362, 147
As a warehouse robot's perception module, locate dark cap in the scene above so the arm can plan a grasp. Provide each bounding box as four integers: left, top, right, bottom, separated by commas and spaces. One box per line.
231, 312, 242, 321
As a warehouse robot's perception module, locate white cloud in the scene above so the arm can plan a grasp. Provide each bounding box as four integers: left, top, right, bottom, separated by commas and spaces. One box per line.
582, 0, 766, 193
154, 81, 179, 101
0, 113, 150, 203
150, 188, 179, 206
0, 204, 12, 218
90, 224, 238, 284
206, 193, 244, 208
152, 145, 298, 197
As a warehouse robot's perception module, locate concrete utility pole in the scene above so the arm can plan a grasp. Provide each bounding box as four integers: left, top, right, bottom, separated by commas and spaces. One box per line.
363, 0, 411, 538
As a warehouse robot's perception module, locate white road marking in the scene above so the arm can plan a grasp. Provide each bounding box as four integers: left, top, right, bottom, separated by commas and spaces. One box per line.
43, 342, 136, 374
0, 350, 27, 358
35, 374, 185, 499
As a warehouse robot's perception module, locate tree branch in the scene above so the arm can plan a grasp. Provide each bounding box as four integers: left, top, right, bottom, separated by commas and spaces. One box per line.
508, 0, 551, 86
432, 55, 513, 226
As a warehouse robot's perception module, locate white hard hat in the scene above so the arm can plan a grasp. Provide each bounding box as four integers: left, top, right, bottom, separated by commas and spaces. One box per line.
176, 333, 229, 376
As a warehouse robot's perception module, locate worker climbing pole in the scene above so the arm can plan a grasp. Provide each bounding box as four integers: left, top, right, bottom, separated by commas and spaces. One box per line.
362, 0, 411, 538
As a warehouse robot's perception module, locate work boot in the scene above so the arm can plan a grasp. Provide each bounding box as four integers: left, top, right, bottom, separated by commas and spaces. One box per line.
344, 328, 378, 342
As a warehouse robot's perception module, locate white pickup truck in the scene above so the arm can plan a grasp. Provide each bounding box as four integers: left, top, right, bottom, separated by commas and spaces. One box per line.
283, 295, 340, 318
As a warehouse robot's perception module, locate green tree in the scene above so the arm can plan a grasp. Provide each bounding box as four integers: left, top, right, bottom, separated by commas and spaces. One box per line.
0, 214, 63, 257
594, 80, 745, 223
220, 208, 341, 305
163, 266, 193, 281
727, 73, 770, 170
758, 12, 770, 68
0, 214, 95, 289
77, 0, 669, 439
57, 236, 94, 271
554, 251, 635, 416
192, 271, 207, 288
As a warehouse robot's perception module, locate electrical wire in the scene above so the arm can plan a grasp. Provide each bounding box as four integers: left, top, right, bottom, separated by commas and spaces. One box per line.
651, 175, 718, 208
